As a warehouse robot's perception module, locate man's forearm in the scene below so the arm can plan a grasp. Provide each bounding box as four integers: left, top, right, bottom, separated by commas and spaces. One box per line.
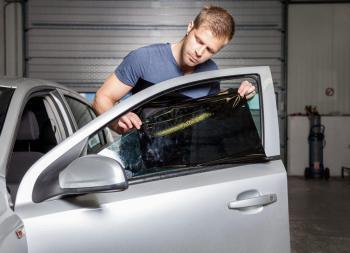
92, 93, 117, 116
92, 94, 122, 133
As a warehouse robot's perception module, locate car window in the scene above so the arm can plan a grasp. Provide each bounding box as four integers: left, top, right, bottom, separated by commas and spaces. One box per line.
0, 87, 15, 136
94, 75, 265, 179
64, 96, 106, 153
7, 96, 60, 202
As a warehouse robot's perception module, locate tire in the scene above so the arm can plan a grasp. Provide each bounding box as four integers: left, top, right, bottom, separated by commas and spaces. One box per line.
324, 167, 330, 180
304, 167, 310, 179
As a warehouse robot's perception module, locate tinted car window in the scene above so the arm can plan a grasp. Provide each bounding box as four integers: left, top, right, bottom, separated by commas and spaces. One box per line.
0, 87, 15, 136
101, 76, 264, 178
138, 89, 263, 169
64, 96, 105, 153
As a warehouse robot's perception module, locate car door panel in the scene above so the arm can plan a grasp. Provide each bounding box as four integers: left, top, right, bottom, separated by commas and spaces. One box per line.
14, 67, 290, 253
17, 160, 289, 253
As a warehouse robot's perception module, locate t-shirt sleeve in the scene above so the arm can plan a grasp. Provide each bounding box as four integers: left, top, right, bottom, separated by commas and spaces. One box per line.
115, 49, 147, 87
208, 60, 219, 71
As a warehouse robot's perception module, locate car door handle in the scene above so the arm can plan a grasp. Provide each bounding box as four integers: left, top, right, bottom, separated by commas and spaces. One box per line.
228, 193, 277, 210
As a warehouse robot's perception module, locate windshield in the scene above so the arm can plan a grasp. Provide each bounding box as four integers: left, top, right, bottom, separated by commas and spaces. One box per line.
0, 87, 15, 136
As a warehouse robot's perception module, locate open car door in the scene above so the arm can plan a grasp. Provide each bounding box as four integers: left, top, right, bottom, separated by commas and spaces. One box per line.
14, 67, 290, 253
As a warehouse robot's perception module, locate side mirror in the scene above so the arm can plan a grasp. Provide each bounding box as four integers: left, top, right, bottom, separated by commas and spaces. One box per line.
59, 155, 128, 194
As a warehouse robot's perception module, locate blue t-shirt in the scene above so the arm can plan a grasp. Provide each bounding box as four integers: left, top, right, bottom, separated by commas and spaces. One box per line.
115, 43, 219, 98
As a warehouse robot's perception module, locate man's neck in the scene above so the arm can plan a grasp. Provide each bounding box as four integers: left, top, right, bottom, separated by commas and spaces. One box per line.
171, 41, 194, 75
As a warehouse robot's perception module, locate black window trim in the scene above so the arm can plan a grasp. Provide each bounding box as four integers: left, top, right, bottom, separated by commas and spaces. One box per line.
0, 86, 15, 136
57, 90, 84, 131
128, 155, 280, 186
47, 90, 73, 139
59, 91, 108, 153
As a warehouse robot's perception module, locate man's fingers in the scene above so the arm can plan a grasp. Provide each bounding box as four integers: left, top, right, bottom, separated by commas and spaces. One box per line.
238, 80, 256, 98
238, 81, 249, 95
239, 86, 250, 97
243, 86, 255, 95
118, 121, 128, 130
245, 89, 256, 100
128, 112, 142, 129
117, 112, 142, 131
120, 115, 133, 129
129, 116, 141, 129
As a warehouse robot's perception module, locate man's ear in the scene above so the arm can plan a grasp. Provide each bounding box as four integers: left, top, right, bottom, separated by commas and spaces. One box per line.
222, 39, 230, 48
186, 21, 194, 34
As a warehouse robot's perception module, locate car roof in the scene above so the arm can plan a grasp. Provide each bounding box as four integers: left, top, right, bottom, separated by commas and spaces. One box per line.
0, 77, 69, 93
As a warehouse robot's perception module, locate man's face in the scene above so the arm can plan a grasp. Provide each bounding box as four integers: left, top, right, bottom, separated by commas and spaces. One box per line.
181, 23, 228, 67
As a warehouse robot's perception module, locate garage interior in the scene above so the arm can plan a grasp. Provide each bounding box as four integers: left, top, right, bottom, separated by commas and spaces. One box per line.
0, 0, 349, 252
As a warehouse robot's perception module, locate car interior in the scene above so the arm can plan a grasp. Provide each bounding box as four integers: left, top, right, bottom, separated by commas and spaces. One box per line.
6, 96, 59, 202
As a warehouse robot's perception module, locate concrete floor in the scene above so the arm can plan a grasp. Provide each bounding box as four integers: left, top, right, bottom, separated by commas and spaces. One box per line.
288, 176, 350, 253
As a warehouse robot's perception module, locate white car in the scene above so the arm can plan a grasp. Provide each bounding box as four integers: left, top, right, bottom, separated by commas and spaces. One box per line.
0, 67, 290, 253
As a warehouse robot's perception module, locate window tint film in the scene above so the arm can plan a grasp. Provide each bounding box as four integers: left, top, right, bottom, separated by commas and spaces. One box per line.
64, 96, 105, 153
103, 75, 265, 178
0, 87, 15, 136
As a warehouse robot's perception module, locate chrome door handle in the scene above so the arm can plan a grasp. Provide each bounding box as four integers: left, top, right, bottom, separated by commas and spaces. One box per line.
228, 193, 277, 210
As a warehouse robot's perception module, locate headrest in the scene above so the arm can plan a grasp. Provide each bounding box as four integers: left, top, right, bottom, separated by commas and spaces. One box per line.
17, 111, 40, 141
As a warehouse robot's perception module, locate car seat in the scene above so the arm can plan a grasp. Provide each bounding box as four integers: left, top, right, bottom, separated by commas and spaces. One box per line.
7, 110, 44, 199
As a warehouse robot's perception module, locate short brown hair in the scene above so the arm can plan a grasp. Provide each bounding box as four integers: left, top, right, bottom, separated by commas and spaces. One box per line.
193, 5, 235, 41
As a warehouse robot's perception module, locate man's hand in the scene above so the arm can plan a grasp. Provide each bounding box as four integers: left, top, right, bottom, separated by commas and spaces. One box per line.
110, 112, 142, 134
93, 73, 141, 134
238, 80, 256, 99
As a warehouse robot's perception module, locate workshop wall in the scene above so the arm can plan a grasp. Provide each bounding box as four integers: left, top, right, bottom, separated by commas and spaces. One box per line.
25, 0, 285, 90
288, 115, 350, 176
288, 3, 350, 115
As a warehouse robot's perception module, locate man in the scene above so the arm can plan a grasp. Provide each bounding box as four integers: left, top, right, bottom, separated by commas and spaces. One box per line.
93, 5, 255, 134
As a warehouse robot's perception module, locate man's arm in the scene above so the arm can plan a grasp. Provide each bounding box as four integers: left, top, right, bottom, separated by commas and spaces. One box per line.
92, 73, 142, 134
